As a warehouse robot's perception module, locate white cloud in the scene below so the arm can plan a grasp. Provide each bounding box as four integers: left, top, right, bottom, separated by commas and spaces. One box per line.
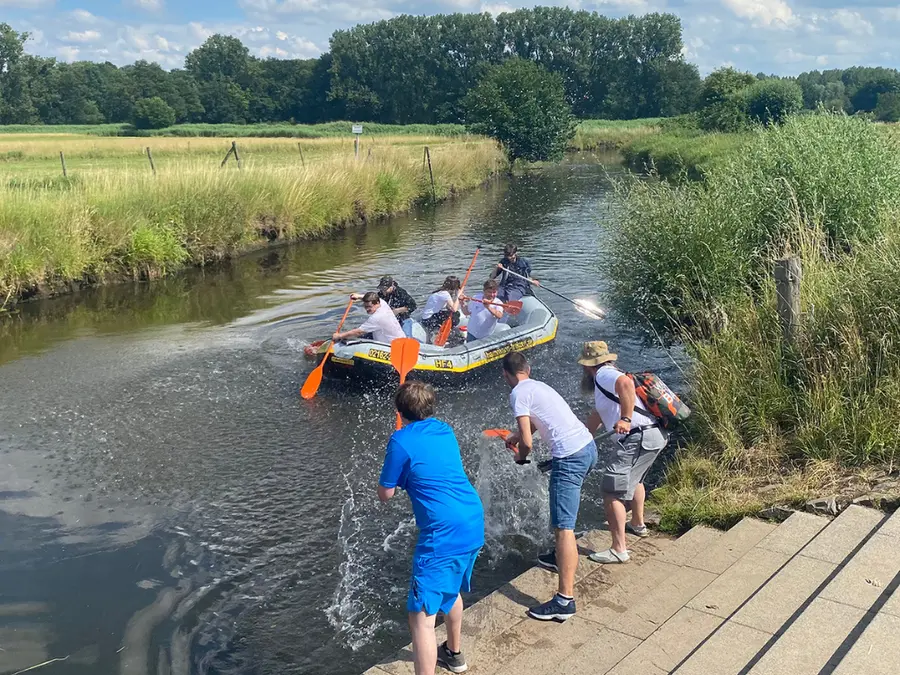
776, 47, 810, 63
188, 22, 212, 42
816, 54, 829, 65
720, 0, 795, 28
275, 30, 288, 40
831, 9, 874, 36
71, 9, 99, 23
56, 45, 80, 62
127, 0, 164, 10
481, 2, 514, 16
63, 30, 102, 43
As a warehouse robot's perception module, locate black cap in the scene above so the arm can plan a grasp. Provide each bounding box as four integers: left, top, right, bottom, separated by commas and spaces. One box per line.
377, 275, 395, 291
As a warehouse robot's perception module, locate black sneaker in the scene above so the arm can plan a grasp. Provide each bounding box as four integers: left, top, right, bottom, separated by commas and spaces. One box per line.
537, 550, 558, 572
527, 595, 576, 622
437, 641, 467, 673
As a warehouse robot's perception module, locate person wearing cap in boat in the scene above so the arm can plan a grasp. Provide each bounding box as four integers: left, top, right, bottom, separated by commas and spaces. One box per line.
490, 243, 539, 303
578, 341, 669, 564
462, 279, 505, 343
333, 292, 406, 344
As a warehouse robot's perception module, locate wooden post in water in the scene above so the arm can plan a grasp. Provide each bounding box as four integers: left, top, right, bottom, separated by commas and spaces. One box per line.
425, 146, 436, 202
232, 141, 242, 169
775, 256, 802, 347
297, 142, 305, 167
60, 151, 67, 177
146, 147, 156, 175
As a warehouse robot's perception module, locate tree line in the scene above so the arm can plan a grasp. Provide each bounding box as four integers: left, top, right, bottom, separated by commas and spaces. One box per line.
3, 11, 900, 129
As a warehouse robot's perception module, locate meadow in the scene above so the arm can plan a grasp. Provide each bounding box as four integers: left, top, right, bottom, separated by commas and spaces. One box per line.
608, 114, 900, 530
0, 131, 504, 307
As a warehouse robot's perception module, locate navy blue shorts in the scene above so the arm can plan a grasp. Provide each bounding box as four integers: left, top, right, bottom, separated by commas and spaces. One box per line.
407, 548, 481, 616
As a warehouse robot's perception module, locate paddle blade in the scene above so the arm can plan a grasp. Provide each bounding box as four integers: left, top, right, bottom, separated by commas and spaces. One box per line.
300, 361, 326, 399
483, 429, 512, 440
434, 317, 452, 346
504, 301, 524, 315
390, 338, 421, 378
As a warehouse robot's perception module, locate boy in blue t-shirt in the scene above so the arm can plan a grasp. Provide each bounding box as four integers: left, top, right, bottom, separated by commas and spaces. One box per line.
378, 381, 485, 675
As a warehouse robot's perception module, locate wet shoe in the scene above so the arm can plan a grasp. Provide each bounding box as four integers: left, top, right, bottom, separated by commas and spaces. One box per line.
537, 550, 558, 572
527, 595, 576, 622
437, 641, 467, 673
589, 548, 630, 564
626, 523, 650, 538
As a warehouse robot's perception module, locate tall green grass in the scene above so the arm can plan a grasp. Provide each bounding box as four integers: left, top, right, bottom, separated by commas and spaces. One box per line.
621, 130, 747, 180
608, 113, 900, 530
0, 142, 504, 306
570, 118, 662, 151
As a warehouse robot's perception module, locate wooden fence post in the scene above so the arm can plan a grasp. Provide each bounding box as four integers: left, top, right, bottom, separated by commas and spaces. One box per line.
425, 146, 436, 202
354, 136, 359, 159
220, 144, 235, 167
232, 141, 242, 169
146, 147, 156, 175
297, 142, 305, 167
60, 151, 67, 177
775, 256, 802, 347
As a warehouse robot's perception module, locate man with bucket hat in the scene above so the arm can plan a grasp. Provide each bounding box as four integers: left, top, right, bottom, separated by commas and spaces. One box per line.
578, 341, 669, 564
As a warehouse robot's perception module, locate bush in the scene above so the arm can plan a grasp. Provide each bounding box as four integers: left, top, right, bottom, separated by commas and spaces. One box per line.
745, 79, 803, 126
464, 59, 576, 163
875, 92, 900, 122
132, 97, 177, 130
698, 95, 750, 132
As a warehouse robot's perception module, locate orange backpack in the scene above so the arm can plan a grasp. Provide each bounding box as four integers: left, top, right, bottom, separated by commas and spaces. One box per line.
596, 371, 690, 430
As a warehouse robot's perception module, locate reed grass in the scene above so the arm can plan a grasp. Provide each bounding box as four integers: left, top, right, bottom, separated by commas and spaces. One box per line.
569, 118, 662, 151
608, 113, 900, 530
0, 140, 504, 307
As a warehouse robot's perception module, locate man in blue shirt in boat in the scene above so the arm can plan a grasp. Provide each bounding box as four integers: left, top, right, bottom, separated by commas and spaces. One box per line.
378, 381, 485, 674
490, 243, 540, 303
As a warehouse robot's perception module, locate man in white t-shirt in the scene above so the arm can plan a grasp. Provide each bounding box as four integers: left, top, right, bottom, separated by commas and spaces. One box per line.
463, 279, 505, 342
502, 351, 597, 623
578, 341, 669, 565
333, 292, 406, 344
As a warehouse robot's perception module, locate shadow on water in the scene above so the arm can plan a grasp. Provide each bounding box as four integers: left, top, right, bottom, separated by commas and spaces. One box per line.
0, 153, 685, 675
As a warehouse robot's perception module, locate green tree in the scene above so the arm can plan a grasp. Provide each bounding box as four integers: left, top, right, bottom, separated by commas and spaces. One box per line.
132, 96, 176, 129
745, 79, 803, 125
0, 23, 37, 124
464, 59, 575, 163
700, 67, 757, 107
186, 35, 252, 123
875, 92, 900, 122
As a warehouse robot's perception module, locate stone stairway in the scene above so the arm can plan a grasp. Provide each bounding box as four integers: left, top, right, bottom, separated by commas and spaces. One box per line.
362, 506, 900, 675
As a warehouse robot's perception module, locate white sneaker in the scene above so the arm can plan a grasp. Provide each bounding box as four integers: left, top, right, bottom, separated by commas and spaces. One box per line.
588, 548, 630, 564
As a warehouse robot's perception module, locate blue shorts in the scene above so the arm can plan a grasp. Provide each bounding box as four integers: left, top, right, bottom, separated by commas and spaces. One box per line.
549, 442, 598, 530
407, 548, 481, 616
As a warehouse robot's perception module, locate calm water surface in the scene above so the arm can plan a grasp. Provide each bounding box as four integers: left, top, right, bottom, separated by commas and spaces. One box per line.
0, 156, 682, 675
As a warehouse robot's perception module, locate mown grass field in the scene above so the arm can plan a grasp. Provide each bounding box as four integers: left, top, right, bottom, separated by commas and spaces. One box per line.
0, 130, 504, 307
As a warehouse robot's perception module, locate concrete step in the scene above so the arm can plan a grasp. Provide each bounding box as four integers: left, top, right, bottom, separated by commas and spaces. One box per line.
364, 529, 675, 675
661, 506, 883, 675
602, 515, 809, 675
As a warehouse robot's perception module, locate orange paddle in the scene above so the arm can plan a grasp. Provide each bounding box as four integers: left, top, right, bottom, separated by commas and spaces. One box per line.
300, 298, 355, 399
435, 248, 480, 347
461, 295, 523, 315
390, 337, 421, 430
483, 428, 530, 463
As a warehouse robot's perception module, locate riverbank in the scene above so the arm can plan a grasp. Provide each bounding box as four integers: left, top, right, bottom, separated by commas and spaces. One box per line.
0, 137, 504, 309
610, 113, 900, 531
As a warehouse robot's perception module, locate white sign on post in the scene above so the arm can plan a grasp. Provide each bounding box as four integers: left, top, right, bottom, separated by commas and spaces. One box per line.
352, 124, 363, 135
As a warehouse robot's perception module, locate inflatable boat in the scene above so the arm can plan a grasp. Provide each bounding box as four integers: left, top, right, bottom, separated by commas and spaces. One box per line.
319, 295, 557, 377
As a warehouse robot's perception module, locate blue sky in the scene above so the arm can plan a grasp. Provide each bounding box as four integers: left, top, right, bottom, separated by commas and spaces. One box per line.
3, 0, 899, 75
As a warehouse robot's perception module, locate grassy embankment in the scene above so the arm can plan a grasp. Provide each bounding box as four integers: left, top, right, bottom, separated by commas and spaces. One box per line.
0, 131, 504, 308
609, 114, 900, 531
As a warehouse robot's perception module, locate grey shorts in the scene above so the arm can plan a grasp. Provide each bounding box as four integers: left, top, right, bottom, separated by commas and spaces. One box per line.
600, 431, 666, 501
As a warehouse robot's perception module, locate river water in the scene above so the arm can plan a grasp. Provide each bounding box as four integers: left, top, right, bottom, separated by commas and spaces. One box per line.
0, 156, 682, 675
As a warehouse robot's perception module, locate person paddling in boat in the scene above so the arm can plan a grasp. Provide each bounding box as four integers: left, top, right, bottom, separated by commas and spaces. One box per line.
421, 276, 462, 342
333, 292, 405, 344
352, 276, 418, 337
490, 243, 539, 303
462, 279, 505, 343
